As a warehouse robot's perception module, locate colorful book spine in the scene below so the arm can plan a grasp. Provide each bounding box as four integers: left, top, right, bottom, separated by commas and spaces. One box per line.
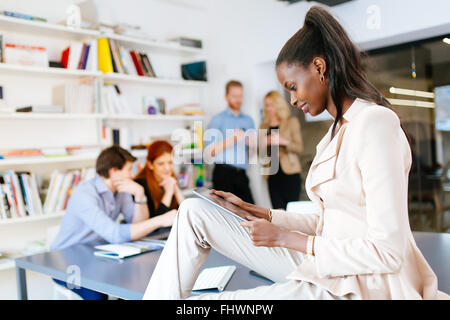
129, 50, 145, 76
61, 47, 70, 69
141, 53, 156, 77
97, 38, 114, 74
81, 44, 91, 70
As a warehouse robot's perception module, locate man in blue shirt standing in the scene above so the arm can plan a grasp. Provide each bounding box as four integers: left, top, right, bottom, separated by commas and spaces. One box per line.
205, 80, 256, 204
51, 145, 176, 299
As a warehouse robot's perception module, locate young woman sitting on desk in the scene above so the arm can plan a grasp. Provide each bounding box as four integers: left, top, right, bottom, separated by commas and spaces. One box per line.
134, 140, 183, 231
143, 6, 448, 300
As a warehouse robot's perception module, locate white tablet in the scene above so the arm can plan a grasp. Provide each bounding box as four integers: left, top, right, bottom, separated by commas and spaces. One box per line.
192, 187, 251, 221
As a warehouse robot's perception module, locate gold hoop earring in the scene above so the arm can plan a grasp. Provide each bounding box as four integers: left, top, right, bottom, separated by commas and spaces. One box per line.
320, 75, 325, 84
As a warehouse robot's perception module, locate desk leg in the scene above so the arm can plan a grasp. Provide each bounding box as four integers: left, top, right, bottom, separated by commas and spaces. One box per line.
15, 266, 28, 300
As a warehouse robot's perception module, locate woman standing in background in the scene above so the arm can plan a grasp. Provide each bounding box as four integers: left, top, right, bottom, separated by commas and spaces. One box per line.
260, 90, 304, 209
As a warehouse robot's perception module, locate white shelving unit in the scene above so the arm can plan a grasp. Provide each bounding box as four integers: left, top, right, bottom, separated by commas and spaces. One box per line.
102, 72, 206, 87
0, 211, 65, 226
105, 32, 203, 55
0, 112, 204, 121
0, 14, 207, 270
0, 62, 102, 78
0, 15, 101, 40
0, 149, 148, 167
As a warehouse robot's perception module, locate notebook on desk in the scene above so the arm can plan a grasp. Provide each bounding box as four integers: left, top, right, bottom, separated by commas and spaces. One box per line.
94, 239, 166, 259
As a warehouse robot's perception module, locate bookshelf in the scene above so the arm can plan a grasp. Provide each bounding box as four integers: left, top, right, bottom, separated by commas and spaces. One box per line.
0, 15, 203, 55
0, 211, 65, 226
0, 62, 102, 78
0, 15, 101, 40
106, 33, 203, 55
0, 149, 148, 167
0, 13, 208, 268
0, 112, 204, 121
102, 72, 207, 87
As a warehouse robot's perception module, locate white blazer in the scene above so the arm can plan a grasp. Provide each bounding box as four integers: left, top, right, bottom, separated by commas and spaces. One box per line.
271, 98, 449, 299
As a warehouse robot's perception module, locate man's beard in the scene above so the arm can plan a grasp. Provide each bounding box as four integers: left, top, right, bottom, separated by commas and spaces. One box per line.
229, 102, 242, 111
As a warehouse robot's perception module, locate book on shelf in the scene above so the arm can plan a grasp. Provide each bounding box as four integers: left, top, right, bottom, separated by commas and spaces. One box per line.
0, 149, 44, 159
101, 84, 133, 114
0, 171, 44, 218
52, 78, 101, 114
0, 34, 3, 63
140, 53, 156, 77
177, 163, 204, 190
15, 105, 64, 113
113, 23, 153, 40
41, 147, 68, 158
77, 43, 90, 70
61, 42, 87, 70
68, 42, 83, 70
0, 10, 47, 22
17, 172, 43, 216
108, 38, 125, 74
97, 38, 114, 73
43, 168, 95, 214
168, 36, 202, 49
129, 50, 145, 76
66, 145, 103, 156
61, 47, 70, 68
101, 126, 131, 149
168, 103, 205, 115
99, 44, 156, 78
3, 43, 49, 68
86, 39, 98, 72
119, 46, 137, 75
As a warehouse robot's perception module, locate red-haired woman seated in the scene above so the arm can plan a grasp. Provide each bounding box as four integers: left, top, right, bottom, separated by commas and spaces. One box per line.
134, 140, 184, 230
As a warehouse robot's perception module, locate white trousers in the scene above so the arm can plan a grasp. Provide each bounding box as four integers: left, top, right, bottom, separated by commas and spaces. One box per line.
143, 198, 358, 300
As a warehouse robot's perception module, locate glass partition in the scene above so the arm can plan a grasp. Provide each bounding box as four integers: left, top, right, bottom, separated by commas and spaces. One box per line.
364, 35, 450, 233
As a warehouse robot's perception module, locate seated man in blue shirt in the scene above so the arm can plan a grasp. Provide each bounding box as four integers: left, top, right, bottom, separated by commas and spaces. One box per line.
51, 145, 176, 300
204, 80, 256, 204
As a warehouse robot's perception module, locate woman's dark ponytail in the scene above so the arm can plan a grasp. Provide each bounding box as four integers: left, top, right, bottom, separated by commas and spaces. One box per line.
277, 6, 394, 139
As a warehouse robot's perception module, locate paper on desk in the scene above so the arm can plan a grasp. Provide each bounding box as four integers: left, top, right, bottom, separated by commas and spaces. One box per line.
94, 240, 165, 259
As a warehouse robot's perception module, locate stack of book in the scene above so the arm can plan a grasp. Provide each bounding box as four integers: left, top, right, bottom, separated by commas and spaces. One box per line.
0, 149, 43, 160
0, 168, 97, 220
60, 41, 98, 71
66, 145, 103, 156
3, 43, 49, 68
52, 78, 101, 114
15, 105, 64, 113
168, 103, 205, 115
43, 168, 96, 214
177, 163, 204, 190
0, 171, 43, 219
112, 23, 153, 40
0, 10, 47, 22
0, 146, 104, 161
0, 34, 3, 63
101, 84, 133, 114
168, 37, 202, 49
98, 38, 156, 77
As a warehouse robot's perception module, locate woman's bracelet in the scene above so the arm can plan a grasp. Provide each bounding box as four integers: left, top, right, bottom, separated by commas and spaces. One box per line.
268, 208, 273, 222
307, 235, 315, 256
